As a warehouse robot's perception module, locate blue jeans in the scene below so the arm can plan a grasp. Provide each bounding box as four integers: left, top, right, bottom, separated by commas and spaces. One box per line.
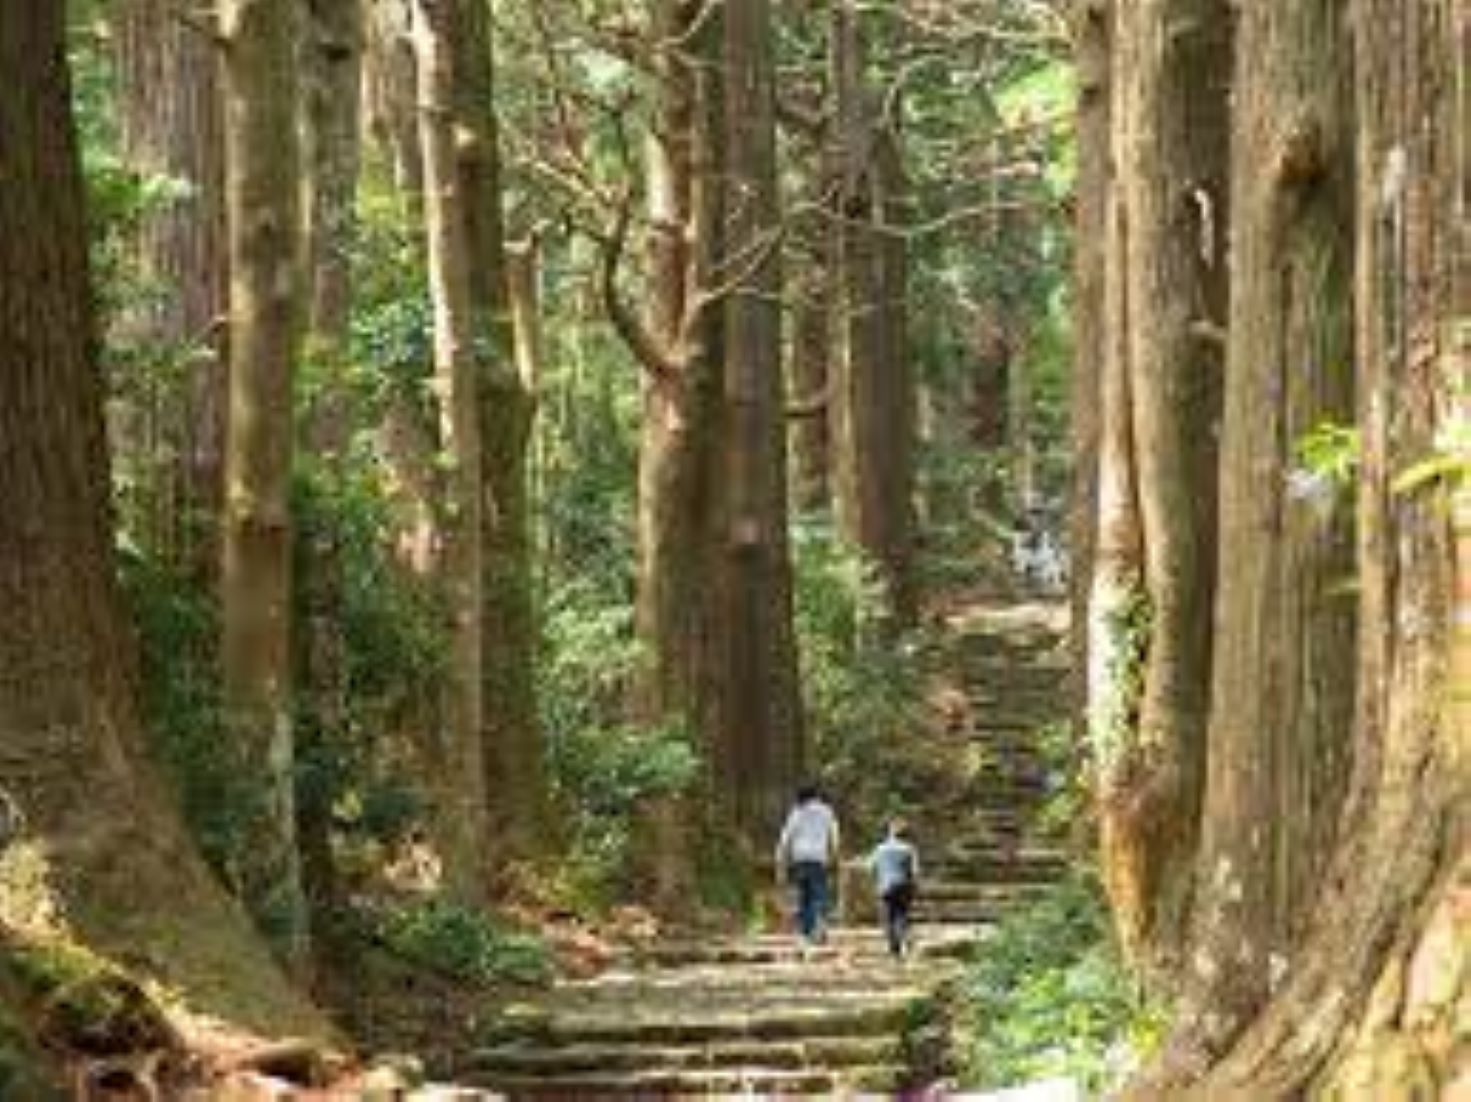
791, 861, 830, 941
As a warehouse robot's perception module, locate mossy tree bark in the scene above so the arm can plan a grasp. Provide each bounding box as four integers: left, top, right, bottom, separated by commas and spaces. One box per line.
0, 0, 322, 1036
219, 0, 309, 965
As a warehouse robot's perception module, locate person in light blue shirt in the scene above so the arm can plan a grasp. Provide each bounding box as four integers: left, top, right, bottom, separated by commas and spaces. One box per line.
867, 818, 919, 957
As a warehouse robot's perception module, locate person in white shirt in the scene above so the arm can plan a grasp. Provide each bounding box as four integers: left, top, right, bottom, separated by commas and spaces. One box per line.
774, 783, 841, 945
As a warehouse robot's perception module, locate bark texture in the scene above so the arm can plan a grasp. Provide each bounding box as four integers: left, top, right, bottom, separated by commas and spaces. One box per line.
220, 0, 309, 963
1137, 0, 1468, 1094
411, 0, 491, 903
831, 1, 918, 625
455, 0, 548, 867
1181, 0, 1359, 1046
0, 0, 321, 1035
718, 0, 804, 839
1090, 0, 1230, 978
114, 0, 227, 577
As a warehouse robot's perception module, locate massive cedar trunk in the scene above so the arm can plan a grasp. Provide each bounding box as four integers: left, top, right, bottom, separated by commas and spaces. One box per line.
454, 0, 547, 866
410, 0, 491, 903
1175, 0, 1358, 1048
0, 0, 321, 1035
298, 0, 363, 920
831, 1, 917, 625
1090, 0, 1230, 978
1140, 1, 1468, 1095
114, 0, 227, 577
1069, 0, 1109, 728
220, 0, 309, 962
718, 0, 803, 838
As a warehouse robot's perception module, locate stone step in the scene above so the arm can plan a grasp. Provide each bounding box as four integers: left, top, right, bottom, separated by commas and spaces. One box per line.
472, 1032, 902, 1076
626, 927, 979, 969
486, 995, 920, 1049
475, 1062, 907, 1098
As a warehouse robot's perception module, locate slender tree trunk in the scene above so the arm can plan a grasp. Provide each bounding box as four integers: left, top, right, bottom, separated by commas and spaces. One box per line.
831, 1, 917, 624
114, 0, 227, 579
363, 0, 423, 220
298, 0, 364, 925
1092, 0, 1230, 979
718, 0, 803, 839
0, 0, 322, 1035
410, 0, 491, 903
1140, 2, 1467, 1093
454, 0, 547, 868
1176, 0, 1358, 1049
1069, 0, 1110, 729
789, 149, 835, 516
220, 0, 309, 964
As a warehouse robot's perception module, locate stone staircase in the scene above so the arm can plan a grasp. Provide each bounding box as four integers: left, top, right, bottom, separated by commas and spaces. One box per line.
467, 601, 1072, 1099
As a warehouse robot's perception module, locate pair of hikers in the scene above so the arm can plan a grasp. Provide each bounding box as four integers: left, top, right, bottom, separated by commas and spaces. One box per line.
773, 785, 919, 958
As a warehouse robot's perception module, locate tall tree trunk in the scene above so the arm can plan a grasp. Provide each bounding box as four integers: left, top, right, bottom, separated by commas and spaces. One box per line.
455, 0, 547, 869
220, 0, 309, 964
629, 0, 725, 909
831, 1, 917, 625
1069, 0, 1110, 730
363, 0, 423, 221
410, 0, 490, 903
298, 0, 364, 925
1091, 0, 1230, 979
718, 0, 803, 839
114, 0, 226, 578
1140, 1, 1467, 1093
1175, 0, 1358, 1049
789, 155, 835, 516
0, 0, 322, 1035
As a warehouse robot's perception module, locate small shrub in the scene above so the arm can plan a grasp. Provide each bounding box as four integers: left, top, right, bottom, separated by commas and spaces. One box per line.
371, 900, 552, 987
955, 875, 1162, 1094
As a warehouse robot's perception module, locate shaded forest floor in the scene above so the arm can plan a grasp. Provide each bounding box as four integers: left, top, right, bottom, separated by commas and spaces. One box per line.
4, 595, 1080, 1099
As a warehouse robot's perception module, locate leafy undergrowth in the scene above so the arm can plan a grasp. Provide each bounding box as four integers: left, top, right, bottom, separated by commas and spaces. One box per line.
954, 874, 1164, 1095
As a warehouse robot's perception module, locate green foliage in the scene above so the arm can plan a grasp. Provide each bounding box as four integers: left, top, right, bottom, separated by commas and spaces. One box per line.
119, 552, 252, 877
369, 900, 552, 987
793, 522, 928, 819
1091, 584, 1152, 772
1296, 420, 1361, 487
956, 876, 1162, 1093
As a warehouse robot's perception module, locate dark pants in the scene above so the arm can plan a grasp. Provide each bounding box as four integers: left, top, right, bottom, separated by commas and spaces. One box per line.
881, 883, 915, 956
790, 860, 830, 942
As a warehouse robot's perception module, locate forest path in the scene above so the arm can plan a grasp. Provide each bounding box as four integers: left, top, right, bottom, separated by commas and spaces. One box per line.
468, 598, 1072, 1098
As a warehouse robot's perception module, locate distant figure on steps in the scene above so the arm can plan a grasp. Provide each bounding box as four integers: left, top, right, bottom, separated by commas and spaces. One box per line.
867, 818, 920, 958
775, 783, 841, 949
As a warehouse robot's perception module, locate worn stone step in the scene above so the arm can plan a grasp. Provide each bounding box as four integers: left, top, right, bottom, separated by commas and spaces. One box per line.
488, 996, 919, 1049
476, 1062, 907, 1098
472, 1033, 902, 1076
